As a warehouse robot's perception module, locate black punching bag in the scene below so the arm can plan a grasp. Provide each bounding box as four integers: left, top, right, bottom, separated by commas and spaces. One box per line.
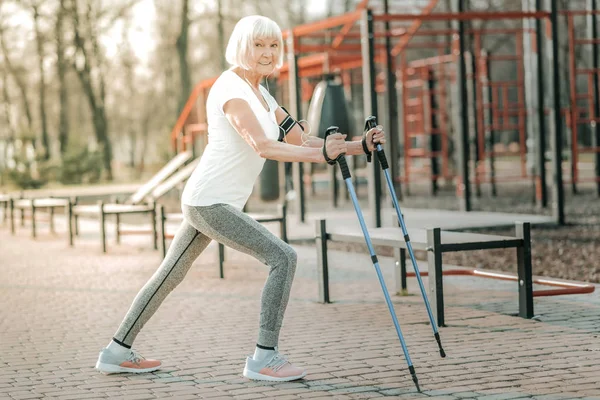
306, 76, 352, 139
306, 76, 353, 207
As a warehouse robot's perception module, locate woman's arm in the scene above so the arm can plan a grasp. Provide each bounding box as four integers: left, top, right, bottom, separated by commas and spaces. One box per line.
273, 107, 386, 155
224, 99, 346, 163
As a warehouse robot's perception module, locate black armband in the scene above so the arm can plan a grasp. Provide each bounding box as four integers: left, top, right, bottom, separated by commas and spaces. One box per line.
278, 106, 304, 142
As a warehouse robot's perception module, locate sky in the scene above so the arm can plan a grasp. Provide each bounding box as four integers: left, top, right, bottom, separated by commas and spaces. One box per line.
2, 0, 327, 68
120, 0, 325, 60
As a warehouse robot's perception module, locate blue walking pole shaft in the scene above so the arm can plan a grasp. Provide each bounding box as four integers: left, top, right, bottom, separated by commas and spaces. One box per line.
325, 126, 420, 392
365, 116, 446, 358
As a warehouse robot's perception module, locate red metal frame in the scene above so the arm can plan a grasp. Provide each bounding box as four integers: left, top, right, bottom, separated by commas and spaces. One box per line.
564, 9, 600, 186
474, 29, 529, 185
407, 269, 595, 297
168, 3, 599, 199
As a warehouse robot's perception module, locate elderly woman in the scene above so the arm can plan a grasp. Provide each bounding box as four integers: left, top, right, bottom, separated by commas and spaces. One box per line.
95, 15, 385, 382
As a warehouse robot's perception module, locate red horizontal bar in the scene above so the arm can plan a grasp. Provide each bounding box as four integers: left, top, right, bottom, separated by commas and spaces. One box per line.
575, 68, 600, 75
374, 11, 550, 22
574, 38, 600, 45
285, 10, 362, 38
405, 269, 592, 298
577, 147, 600, 153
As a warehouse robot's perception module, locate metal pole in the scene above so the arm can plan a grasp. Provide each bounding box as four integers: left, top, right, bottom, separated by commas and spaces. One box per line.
482, 51, 497, 196
547, 0, 566, 224
452, 0, 472, 211
361, 9, 382, 227
524, 0, 548, 207
384, 0, 402, 199
428, 68, 440, 195
536, 0, 549, 207
286, 33, 306, 222
588, 0, 600, 196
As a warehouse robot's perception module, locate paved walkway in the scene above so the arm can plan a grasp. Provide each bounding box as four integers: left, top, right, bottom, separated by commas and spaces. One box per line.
1, 210, 600, 400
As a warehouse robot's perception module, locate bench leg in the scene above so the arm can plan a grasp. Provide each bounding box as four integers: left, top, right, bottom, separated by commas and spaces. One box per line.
151, 203, 158, 250
9, 199, 14, 234
218, 243, 225, 279
158, 205, 166, 258
427, 228, 444, 327
67, 202, 74, 247
315, 219, 330, 304
70, 197, 79, 237
99, 201, 106, 253
31, 203, 36, 239
49, 206, 55, 234
115, 213, 121, 244
516, 222, 534, 318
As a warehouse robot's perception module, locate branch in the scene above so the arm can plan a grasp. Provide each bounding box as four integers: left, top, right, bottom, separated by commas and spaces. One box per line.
99, 0, 142, 29
191, 12, 238, 25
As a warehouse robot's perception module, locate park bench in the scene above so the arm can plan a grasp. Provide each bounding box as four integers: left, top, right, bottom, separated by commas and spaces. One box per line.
68, 153, 196, 252
158, 199, 288, 279
4, 151, 193, 242
315, 219, 533, 327
8, 197, 70, 238
0, 194, 10, 225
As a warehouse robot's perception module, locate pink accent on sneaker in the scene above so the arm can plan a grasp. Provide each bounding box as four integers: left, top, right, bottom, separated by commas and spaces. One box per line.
120, 358, 161, 371
258, 362, 306, 379
243, 352, 307, 382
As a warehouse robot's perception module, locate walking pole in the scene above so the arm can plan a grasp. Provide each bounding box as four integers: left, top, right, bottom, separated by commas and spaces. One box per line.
325, 126, 421, 392
364, 116, 446, 358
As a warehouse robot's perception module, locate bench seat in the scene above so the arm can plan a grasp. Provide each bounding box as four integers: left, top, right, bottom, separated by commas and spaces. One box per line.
315, 219, 533, 327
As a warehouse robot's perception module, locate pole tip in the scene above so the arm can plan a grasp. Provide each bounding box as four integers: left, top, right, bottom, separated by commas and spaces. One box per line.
440, 348, 446, 358
413, 376, 421, 392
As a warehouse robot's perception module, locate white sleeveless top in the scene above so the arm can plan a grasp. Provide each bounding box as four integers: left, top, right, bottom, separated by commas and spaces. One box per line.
181, 70, 280, 210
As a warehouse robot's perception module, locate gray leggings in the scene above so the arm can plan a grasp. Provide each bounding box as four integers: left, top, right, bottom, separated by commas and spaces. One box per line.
112, 203, 297, 348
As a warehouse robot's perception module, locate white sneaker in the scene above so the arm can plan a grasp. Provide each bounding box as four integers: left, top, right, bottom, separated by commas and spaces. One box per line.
95, 347, 161, 374
243, 351, 306, 382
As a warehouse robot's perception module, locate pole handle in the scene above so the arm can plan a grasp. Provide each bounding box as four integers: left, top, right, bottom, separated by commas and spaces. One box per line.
365, 116, 389, 170
325, 126, 351, 180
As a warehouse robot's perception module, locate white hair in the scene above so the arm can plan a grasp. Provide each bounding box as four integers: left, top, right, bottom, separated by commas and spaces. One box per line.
225, 15, 284, 70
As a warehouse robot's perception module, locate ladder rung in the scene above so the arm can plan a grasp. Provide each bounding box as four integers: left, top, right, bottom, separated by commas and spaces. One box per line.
574, 39, 600, 45
576, 68, 600, 75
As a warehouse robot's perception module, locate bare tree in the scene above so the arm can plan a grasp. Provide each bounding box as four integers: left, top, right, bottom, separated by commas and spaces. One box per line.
56, 0, 69, 155
118, 14, 138, 168
176, 0, 191, 115
1, 67, 14, 185
29, 0, 51, 160
217, 0, 226, 71
0, 20, 34, 138
67, 0, 114, 179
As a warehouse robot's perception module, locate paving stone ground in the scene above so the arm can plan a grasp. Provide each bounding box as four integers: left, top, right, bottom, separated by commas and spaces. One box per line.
1, 210, 600, 400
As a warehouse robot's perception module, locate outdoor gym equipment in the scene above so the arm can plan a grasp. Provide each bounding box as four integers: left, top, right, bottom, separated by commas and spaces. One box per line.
365, 116, 446, 359
324, 126, 420, 392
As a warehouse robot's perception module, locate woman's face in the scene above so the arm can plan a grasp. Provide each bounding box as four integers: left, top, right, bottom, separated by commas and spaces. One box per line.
248, 37, 280, 76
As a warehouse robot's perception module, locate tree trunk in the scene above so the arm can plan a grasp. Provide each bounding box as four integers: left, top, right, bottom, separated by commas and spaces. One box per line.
217, 0, 226, 71
0, 28, 34, 137
1, 70, 15, 186
33, 3, 51, 160
1, 70, 15, 142
57, 0, 70, 155
176, 0, 191, 115
70, 0, 113, 180
138, 107, 152, 176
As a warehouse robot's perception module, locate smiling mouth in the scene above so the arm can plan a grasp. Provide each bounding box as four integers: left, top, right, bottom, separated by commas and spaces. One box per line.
259, 62, 272, 66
